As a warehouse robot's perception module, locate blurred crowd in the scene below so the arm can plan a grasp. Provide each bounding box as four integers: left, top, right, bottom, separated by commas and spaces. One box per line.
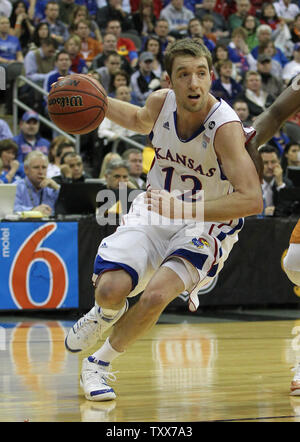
1, 0, 300, 217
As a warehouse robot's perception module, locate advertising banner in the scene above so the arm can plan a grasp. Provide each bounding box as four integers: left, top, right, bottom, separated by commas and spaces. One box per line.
0, 222, 78, 309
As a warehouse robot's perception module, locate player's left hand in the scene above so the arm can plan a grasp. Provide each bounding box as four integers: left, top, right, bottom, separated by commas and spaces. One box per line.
145, 189, 196, 220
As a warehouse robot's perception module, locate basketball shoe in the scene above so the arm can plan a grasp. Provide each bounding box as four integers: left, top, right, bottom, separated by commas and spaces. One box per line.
65, 300, 129, 353
80, 356, 117, 401
290, 362, 300, 396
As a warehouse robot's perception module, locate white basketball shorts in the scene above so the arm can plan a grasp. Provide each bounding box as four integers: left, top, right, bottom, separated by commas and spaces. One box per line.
92, 193, 243, 311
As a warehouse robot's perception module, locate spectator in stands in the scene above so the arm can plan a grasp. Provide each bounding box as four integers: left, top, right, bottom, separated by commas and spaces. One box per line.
74, 19, 102, 68
282, 43, 300, 85
256, 53, 284, 98
13, 111, 51, 163
96, 0, 134, 32
212, 43, 240, 81
24, 37, 57, 87
144, 35, 164, 78
241, 70, 275, 119
69, 4, 102, 41
14, 151, 60, 216
44, 50, 73, 94
242, 14, 259, 51
227, 26, 257, 76
281, 142, 300, 176
55, 140, 76, 164
46, 135, 70, 178
187, 17, 215, 52
258, 40, 283, 79
0, 15, 24, 113
96, 50, 122, 91
64, 34, 88, 73
28, 22, 51, 51
259, 144, 293, 216
91, 32, 132, 75
75, 0, 98, 18
108, 68, 129, 95
152, 18, 171, 54
0, 118, 13, 140
34, 0, 49, 24
105, 19, 138, 68
232, 98, 253, 126
131, 0, 156, 36
58, 0, 77, 26
274, 0, 300, 25
98, 152, 121, 179
160, 0, 194, 38
42, 0, 69, 48
195, 0, 229, 38
200, 13, 217, 44
104, 158, 130, 190
122, 148, 146, 189
228, 0, 253, 32
0, 138, 25, 183
259, 3, 280, 31
269, 126, 290, 157
251, 24, 289, 67
130, 51, 159, 107
211, 60, 244, 107
53, 152, 91, 183
9, 0, 35, 54
0, 0, 12, 18
291, 13, 300, 43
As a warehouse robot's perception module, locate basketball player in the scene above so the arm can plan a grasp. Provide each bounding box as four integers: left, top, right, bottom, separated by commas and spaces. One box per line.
246, 73, 300, 396
65, 39, 263, 401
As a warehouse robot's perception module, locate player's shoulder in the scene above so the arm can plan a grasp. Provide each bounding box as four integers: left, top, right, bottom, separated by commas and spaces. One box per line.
145, 88, 170, 117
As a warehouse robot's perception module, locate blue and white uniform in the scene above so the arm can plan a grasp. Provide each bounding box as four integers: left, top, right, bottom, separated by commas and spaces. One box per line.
94, 90, 248, 311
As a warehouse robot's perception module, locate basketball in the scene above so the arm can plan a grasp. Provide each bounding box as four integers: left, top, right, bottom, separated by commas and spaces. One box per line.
47, 74, 108, 135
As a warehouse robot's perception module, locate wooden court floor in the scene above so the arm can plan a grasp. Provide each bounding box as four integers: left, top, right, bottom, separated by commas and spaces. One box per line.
1, 314, 300, 422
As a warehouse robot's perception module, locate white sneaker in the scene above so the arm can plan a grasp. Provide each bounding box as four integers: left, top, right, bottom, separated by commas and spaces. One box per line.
80, 356, 117, 401
290, 363, 300, 396
65, 300, 128, 353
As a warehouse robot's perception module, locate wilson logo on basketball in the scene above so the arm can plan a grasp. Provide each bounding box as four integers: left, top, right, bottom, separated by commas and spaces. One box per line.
48, 95, 83, 107
9, 223, 68, 309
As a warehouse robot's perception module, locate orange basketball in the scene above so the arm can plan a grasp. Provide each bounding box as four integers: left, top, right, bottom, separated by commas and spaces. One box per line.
47, 74, 108, 135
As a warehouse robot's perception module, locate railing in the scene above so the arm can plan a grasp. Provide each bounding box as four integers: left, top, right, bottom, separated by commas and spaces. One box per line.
12, 75, 146, 154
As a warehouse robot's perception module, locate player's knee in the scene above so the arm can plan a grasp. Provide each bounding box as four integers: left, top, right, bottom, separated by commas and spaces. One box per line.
95, 271, 132, 307
139, 288, 169, 316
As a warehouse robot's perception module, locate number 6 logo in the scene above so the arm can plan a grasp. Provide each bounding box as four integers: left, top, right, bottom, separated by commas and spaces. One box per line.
9, 223, 68, 309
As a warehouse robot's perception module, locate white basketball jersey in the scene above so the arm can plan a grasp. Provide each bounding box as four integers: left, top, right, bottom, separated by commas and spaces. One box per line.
148, 90, 243, 207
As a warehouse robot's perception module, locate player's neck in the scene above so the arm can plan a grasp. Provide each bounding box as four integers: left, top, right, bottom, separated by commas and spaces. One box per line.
176, 95, 216, 138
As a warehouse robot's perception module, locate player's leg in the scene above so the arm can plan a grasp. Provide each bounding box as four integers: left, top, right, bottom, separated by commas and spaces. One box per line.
283, 219, 300, 286
284, 219, 300, 395
80, 264, 186, 401
65, 268, 132, 353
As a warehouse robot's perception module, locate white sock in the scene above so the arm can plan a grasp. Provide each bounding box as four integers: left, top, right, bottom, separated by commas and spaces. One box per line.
90, 337, 123, 368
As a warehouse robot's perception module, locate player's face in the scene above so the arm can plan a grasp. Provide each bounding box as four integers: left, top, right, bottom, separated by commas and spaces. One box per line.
169, 55, 212, 113
25, 158, 48, 188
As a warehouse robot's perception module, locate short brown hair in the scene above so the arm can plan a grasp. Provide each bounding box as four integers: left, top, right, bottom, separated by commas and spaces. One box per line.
0, 139, 18, 156
164, 38, 212, 78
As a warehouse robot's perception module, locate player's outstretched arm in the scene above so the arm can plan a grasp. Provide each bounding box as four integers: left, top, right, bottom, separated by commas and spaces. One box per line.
106, 89, 168, 135
248, 75, 300, 151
